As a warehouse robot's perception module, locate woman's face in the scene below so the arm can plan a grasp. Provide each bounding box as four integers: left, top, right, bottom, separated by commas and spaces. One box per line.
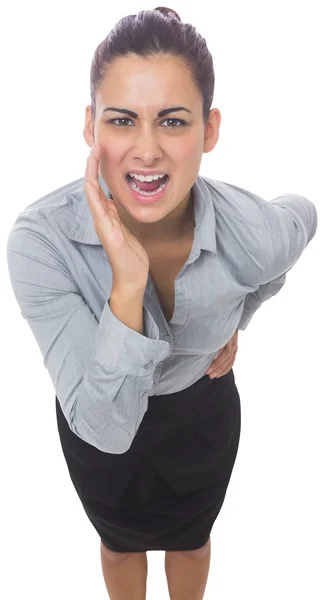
84, 54, 220, 237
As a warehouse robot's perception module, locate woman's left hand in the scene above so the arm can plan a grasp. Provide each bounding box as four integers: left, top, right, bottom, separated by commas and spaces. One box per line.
205, 329, 239, 379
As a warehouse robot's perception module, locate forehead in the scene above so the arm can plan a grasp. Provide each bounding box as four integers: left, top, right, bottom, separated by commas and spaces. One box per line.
97, 55, 201, 109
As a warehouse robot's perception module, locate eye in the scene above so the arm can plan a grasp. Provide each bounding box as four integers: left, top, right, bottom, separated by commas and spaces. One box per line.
107, 118, 133, 126
106, 118, 187, 127
160, 118, 186, 127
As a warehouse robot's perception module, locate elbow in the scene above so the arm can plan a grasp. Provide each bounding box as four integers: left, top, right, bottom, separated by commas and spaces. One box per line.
101, 433, 134, 454
69, 401, 134, 454
83, 427, 134, 455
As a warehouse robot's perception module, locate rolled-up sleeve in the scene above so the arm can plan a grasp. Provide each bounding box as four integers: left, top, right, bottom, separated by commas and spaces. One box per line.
262, 193, 318, 281
237, 193, 318, 330
6, 214, 170, 454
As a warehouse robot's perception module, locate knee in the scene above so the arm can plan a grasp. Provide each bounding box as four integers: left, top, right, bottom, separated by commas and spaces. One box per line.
179, 536, 211, 558
100, 540, 132, 564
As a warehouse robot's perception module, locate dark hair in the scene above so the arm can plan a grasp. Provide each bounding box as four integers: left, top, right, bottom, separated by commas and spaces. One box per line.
89, 7, 215, 126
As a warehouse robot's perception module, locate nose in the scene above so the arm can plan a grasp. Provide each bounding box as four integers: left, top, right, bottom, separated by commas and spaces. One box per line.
132, 125, 163, 164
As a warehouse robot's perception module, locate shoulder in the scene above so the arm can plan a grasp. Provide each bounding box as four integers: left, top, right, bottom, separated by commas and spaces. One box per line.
7, 176, 86, 254
198, 175, 269, 230
199, 175, 317, 282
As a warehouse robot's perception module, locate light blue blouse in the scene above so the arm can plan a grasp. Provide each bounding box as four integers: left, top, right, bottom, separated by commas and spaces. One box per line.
6, 172, 318, 453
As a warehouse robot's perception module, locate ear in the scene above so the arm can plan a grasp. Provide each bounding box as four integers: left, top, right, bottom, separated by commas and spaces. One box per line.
83, 105, 95, 148
203, 108, 221, 154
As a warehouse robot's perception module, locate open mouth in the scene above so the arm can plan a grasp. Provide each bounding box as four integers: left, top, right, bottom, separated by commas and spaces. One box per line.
125, 174, 169, 195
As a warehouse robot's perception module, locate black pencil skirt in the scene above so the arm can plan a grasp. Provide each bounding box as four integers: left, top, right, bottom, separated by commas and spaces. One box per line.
55, 369, 241, 553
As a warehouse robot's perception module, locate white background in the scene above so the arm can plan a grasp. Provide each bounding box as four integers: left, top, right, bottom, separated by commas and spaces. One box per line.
2, 0, 323, 598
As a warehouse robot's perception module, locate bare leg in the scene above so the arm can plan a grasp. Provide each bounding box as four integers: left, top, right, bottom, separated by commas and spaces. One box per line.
164, 537, 211, 600
100, 540, 148, 600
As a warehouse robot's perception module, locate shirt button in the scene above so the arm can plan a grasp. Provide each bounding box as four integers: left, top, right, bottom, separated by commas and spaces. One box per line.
144, 361, 154, 370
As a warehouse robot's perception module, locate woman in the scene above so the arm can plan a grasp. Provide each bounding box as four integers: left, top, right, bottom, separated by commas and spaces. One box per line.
6, 6, 317, 600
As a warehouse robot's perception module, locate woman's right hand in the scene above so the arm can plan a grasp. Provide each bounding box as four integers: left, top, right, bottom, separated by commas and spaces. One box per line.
84, 142, 150, 292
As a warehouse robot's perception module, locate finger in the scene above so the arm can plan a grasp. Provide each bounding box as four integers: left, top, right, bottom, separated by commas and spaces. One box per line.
206, 349, 236, 374
209, 361, 233, 378
85, 143, 108, 203
85, 181, 107, 220
207, 346, 229, 369
84, 144, 110, 220
206, 361, 226, 374
85, 143, 102, 189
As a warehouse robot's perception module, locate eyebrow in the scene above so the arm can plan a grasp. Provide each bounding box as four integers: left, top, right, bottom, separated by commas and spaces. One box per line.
102, 106, 192, 118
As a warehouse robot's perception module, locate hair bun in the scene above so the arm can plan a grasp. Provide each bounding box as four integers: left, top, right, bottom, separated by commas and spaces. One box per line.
153, 6, 181, 22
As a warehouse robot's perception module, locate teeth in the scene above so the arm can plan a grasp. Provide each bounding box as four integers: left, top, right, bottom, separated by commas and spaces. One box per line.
129, 178, 168, 195
129, 173, 166, 182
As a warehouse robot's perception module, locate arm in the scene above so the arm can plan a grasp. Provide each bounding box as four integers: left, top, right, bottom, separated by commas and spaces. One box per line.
109, 287, 145, 335
237, 194, 318, 331
7, 213, 170, 454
